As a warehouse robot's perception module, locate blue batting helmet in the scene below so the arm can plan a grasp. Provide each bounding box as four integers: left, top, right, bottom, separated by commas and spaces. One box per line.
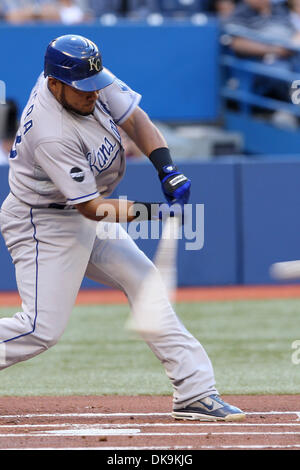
44, 34, 115, 92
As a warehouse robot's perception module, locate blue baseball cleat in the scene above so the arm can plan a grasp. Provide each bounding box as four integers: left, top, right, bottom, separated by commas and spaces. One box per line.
172, 394, 246, 422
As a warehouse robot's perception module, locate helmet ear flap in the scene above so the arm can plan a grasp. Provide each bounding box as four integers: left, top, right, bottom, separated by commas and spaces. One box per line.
44, 34, 115, 92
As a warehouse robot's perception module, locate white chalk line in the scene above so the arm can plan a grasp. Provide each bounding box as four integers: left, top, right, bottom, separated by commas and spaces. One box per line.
1, 422, 300, 429
0, 412, 168, 419
0, 410, 299, 447
3, 444, 300, 450
4, 445, 300, 450
0, 428, 300, 437
2, 446, 195, 451
29, 430, 300, 437
0, 411, 299, 419
198, 444, 300, 450
1, 446, 195, 451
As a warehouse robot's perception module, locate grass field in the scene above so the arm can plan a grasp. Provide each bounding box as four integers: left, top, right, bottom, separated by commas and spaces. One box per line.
0, 298, 300, 396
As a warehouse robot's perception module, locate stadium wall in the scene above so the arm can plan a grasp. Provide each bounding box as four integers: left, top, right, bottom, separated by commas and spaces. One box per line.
1, 158, 300, 290
1, 22, 299, 289
0, 20, 220, 122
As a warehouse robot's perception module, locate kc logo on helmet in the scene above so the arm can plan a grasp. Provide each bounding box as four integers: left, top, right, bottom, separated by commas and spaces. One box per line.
88, 58, 101, 72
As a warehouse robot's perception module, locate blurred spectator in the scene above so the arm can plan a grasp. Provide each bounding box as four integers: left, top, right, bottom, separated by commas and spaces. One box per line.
54, 0, 86, 24
84, 0, 123, 18
125, 0, 211, 19
1, 0, 48, 23
42, 0, 87, 24
288, 0, 300, 32
0, 137, 11, 165
223, 0, 300, 125
1, 0, 87, 24
126, 0, 159, 19
212, 0, 236, 18
223, 0, 298, 59
0, 100, 18, 166
156, 0, 209, 17
85, 0, 218, 18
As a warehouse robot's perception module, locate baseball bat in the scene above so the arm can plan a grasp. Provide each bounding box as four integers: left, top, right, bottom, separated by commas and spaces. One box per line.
153, 215, 180, 305
270, 260, 300, 280
126, 216, 180, 336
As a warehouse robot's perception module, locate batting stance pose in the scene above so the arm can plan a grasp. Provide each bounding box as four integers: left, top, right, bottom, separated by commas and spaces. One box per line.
0, 35, 244, 421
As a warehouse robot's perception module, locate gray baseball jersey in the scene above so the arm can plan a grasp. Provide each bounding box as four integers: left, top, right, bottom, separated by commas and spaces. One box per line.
9, 71, 141, 207
0, 70, 217, 408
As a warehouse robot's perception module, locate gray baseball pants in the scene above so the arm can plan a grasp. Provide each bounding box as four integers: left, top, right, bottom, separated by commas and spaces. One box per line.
0, 192, 217, 408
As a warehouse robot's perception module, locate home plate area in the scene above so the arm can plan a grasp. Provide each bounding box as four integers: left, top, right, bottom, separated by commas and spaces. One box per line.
0, 395, 299, 450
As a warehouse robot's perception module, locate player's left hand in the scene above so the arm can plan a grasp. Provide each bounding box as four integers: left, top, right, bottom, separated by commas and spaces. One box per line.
159, 165, 191, 206
157, 202, 184, 223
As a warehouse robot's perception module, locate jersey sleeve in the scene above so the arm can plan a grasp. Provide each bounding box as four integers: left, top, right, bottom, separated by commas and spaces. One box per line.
98, 75, 142, 125
34, 140, 100, 205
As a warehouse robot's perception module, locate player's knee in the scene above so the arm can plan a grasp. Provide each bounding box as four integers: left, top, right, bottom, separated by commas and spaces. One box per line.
32, 335, 57, 351
43, 335, 60, 349
10, 311, 65, 350
33, 328, 63, 350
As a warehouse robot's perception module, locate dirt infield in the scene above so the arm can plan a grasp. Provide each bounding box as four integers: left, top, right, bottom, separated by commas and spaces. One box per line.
1, 284, 300, 307
0, 395, 299, 450
1, 285, 299, 450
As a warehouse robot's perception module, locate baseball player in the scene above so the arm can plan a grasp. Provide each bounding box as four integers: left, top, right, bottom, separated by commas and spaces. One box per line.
0, 34, 244, 421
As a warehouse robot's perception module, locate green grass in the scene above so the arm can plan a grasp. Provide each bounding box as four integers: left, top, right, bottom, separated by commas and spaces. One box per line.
0, 298, 300, 396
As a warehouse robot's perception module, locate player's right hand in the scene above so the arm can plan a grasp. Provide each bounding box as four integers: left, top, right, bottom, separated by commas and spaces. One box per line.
159, 165, 191, 206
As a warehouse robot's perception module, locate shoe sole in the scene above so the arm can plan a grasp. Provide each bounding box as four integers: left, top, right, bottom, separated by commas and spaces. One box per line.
171, 411, 246, 422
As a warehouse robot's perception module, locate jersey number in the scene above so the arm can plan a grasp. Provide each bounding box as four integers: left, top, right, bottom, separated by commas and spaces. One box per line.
9, 104, 34, 159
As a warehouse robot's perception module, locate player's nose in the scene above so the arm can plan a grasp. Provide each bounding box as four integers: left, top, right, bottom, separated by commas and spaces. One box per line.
87, 91, 99, 100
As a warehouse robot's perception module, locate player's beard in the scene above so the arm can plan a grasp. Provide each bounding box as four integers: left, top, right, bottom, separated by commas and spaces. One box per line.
60, 85, 95, 116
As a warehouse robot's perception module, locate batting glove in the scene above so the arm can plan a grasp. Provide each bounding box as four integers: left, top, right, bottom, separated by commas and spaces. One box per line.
159, 165, 191, 206
131, 201, 184, 224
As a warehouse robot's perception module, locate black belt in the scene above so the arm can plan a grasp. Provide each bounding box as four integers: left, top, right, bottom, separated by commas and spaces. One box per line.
48, 203, 75, 210
9, 193, 74, 210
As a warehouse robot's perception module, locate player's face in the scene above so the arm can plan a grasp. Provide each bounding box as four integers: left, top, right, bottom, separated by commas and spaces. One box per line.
60, 83, 100, 116
48, 79, 100, 116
